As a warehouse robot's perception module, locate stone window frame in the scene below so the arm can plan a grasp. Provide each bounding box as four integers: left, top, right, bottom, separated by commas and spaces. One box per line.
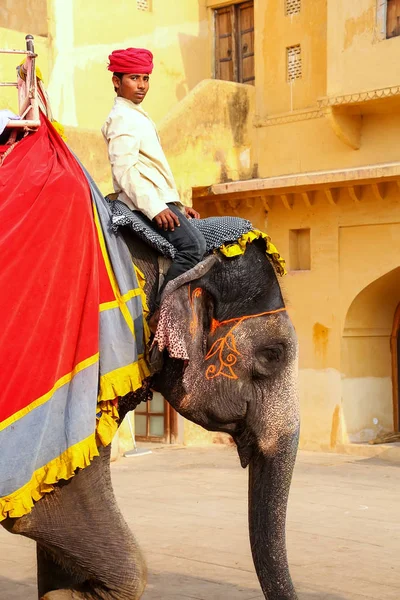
375, 0, 400, 41
375, 0, 388, 40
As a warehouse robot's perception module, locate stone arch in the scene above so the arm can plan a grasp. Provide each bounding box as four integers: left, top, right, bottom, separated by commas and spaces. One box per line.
390, 302, 400, 431
341, 266, 400, 443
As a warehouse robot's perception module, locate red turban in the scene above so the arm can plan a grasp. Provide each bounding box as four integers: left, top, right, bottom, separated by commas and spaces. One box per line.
108, 48, 154, 74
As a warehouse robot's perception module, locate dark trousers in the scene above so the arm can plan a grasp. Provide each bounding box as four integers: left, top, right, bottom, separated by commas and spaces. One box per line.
156, 203, 206, 304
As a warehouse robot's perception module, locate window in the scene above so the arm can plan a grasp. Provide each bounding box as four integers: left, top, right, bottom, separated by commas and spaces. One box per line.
289, 229, 311, 271
285, 0, 301, 16
387, 0, 400, 38
287, 44, 302, 82
214, 1, 255, 85
136, 0, 151, 11
135, 392, 169, 442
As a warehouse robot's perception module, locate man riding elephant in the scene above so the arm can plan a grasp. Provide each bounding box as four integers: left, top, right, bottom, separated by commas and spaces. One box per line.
102, 47, 206, 333
0, 39, 300, 600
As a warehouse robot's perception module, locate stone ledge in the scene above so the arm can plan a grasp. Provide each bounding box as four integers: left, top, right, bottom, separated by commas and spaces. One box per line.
335, 442, 400, 463
299, 440, 400, 463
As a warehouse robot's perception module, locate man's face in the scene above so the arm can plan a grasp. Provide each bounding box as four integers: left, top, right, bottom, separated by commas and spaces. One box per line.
113, 73, 150, 104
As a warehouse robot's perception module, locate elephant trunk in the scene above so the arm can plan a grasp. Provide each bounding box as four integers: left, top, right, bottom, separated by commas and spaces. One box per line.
248, 430, 299, 600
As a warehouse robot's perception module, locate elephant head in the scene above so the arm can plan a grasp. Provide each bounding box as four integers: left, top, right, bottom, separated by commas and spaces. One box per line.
148, 239, 300, 600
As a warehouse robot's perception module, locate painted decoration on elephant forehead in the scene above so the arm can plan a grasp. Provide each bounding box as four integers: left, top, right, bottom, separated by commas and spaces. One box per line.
189, 287, 203, 339
205, 329, 242, 380
187, 286, 287, 380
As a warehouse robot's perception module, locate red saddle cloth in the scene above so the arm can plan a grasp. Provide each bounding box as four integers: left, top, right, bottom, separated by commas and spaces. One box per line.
0, 116, 110, 425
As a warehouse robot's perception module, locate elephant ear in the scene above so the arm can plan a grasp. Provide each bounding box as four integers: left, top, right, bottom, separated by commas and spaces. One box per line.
154, 255, 218, 360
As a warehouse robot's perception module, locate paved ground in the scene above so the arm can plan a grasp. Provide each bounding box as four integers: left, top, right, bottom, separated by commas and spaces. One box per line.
0, 445, 399, 600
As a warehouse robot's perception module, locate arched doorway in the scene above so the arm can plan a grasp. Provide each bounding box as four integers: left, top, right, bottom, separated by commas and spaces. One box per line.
390, 303, 400, 432
341, 267, 400, 442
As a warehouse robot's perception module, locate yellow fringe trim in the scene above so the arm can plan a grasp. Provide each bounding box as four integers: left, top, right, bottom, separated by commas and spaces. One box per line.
51, 120, 67, 141
96, 411, 119, 448
0, 220, 152, 521
98, 356, 150, 404
218, 229, 287, 276
0, 357, 150, 521
96, 355, 151, 443
0, 434, 99, 522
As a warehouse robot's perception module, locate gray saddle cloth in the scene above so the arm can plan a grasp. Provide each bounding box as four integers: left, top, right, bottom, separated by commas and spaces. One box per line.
109, 199, 253, 259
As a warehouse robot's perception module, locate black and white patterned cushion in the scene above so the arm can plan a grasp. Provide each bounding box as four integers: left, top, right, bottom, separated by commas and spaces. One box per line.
109, 199, 253, 259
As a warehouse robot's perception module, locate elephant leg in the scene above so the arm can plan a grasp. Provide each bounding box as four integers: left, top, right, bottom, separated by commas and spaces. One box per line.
37, 544, 86, 598
5, 445, 147, 600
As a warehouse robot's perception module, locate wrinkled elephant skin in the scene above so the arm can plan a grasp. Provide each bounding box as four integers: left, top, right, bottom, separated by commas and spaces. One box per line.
1, 238, 299, 599
154, 241, 300, 599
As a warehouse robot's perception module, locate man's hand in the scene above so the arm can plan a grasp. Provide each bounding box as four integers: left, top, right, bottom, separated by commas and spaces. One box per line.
154, 208, 180, 231
185, 206, 200, 219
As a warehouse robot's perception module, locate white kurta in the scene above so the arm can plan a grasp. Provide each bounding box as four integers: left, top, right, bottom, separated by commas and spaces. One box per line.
102, 96, 183, 221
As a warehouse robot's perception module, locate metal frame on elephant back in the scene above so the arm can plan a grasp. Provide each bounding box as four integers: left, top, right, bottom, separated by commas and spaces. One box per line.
0, 34, 40, 132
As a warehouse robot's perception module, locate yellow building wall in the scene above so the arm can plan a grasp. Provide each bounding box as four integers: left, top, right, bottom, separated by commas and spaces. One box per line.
327, 0, 400, 97
46, 0, 211, 131
0, 28, 49, 113
263, 186, 400, 449
160, 79, 256, 203
0, 0, 48, 37
255, 0, 327, 117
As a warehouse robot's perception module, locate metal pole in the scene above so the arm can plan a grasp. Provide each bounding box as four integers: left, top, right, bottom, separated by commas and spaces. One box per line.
124, 412, 152, 458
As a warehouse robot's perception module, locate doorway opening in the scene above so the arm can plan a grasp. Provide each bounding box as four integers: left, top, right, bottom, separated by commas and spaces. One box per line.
391, 303, 400, 431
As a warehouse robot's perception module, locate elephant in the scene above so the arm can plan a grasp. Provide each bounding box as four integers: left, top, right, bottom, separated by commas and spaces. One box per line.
1, 222, 300, 600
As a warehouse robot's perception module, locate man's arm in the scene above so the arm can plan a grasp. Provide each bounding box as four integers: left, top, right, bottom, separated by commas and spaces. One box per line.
105, 113, 169, 221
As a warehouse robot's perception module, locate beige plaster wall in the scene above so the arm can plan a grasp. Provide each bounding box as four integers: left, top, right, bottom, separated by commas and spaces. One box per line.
256, 0, 327, 117
220, 185, 400, 450
255, 111, 400, 180
0, 0, 48, 37
0, 28, 49, 113
327, 0, 400, 97
160, 79, 256, 204
46, 0, 211, 130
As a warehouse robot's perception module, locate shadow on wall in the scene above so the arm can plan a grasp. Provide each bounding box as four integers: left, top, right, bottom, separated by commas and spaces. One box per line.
176, 0, 210, 102
177, 32, 209, 102
228, 86, 250, 147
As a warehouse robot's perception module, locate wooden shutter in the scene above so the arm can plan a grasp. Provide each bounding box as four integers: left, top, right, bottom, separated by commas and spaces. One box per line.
215, 6, 236, 82
238, 1, 255, 85
387, 0, 400, 38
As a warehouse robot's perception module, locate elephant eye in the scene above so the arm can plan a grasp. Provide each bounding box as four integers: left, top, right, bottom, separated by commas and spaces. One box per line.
253, 345, 285, 378
263, 346, 283, 363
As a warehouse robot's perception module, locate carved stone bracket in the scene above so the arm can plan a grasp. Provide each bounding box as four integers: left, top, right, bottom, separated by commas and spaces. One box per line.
324, 188, 339, 206
280, 194, 293, 210
348, 185, 362, 203
371, 182, 386, 201
324, 106, 362, 150
301, 191, 315, 208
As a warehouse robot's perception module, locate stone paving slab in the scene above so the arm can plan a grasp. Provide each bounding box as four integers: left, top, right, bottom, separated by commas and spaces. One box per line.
0, 446, 399, 599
